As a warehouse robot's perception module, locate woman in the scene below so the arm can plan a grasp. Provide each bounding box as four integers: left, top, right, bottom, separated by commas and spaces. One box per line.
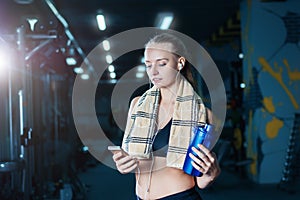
112, 33, 221, 200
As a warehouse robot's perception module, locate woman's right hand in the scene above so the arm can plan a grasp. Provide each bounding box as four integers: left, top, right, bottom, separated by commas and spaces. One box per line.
112, 152, 139, 174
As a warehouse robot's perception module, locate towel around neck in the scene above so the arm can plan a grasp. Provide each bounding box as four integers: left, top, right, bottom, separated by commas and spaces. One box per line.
122, 76, 207, 169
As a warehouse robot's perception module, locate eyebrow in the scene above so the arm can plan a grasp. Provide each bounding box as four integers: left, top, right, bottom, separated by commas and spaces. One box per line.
145, 58, 169, 63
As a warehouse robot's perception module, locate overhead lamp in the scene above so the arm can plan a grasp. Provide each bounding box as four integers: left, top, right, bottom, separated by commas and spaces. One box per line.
82, 146, 89, 152
96, 13, 106, 31
137, 65, 146, 72
156, 12, 174, 30
26, 18, 38, 31
106, 54, 113, 64
238, 53, 244, 59
108, 65, 115, 72
110, 72, 116, 79
73, 67, 83, 74
81, 73, 90, 80
67, 39, 72, 46
240, 82, 246, 89
66, 57, 77, 66
14, 0, 34, 4
103, 40, 110, 51
136, 72, 144, 79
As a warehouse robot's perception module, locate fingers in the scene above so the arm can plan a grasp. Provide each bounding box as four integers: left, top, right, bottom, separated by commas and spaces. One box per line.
189, 153, 205, 174
192, 144, 215, 163
118, 158, 138, 174
113, 152, 138, 174
112, 151, 125, 161
189, 144, 217, 174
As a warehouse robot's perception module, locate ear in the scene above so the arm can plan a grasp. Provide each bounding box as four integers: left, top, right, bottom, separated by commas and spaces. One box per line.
177, 57, 186, 70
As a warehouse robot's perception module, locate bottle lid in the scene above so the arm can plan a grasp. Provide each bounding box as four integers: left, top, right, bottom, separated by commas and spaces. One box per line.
203, 124, 214, 134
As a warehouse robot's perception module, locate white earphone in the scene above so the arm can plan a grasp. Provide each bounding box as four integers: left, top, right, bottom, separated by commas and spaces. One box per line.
179, 63, 183, 71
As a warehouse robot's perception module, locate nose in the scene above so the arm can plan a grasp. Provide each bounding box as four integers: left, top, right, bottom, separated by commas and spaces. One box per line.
149, 64, 159, 76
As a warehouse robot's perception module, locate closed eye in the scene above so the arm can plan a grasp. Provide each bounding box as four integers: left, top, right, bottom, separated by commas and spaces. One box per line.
158, 63, 167, 67
144, 58, 168, 68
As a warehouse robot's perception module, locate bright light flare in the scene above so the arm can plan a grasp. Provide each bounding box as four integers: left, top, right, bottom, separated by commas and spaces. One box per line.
103, 40, 110, 51
110, 72, 116, 79
74, 67, 84, 74
96, 14, 106, 31
81, 73, 90, 80
240, 82, 246, 89
66, 57, 77, 66
156, 13, 174, 30
27, 18, 38, 31
108, 65, 115, 72
106, 54, 113, 64
0, 48, 11, 72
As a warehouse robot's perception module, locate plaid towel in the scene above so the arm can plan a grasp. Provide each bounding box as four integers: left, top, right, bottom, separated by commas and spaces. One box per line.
122, 76, 207, 169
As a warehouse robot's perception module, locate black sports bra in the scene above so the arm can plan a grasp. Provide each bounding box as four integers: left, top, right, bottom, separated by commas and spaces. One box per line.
152, 119, 172, 157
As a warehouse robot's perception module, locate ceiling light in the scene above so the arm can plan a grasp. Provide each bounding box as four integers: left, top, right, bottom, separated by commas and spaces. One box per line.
73, 67, 83, 74
66, 57, 77, 66
240, 83, 246, 89
238, 53, 244, 59
14, 0, 34, 4
82, 146, 89, 152
108, 65, 115, 72
137, 65, 146, 72
67, 39, 72, 46
69, 47, 75, 56
156, 13, 173, 30
96, 14, 106, 31
110, 72, 116, 79
81, 73, 90, 80
106, 54, 113, 64
136, 72, 144, 79
26, 18, 38, 31
103, 40, 110, 51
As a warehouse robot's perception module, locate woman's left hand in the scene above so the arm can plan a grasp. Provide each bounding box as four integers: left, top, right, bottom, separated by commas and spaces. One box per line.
189, 144, 221, 188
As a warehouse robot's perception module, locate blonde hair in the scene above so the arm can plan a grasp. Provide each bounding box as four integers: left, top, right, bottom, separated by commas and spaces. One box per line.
145, 33, 197, 90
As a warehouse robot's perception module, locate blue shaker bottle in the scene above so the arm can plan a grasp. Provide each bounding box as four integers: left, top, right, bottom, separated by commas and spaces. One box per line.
183, 124, 214, 177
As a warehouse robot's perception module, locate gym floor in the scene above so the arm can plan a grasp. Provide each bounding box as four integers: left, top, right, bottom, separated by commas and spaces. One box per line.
77, 160, 300, 200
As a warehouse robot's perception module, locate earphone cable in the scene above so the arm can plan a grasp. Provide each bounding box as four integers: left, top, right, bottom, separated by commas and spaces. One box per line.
137, 69, 181, 199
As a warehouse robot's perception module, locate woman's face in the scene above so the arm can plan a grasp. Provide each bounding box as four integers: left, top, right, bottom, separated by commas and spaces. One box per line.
144, 43, 179, 89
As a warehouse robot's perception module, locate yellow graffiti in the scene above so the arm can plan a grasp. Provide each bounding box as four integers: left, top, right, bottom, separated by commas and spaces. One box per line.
262, 97, 275, 113
247, 110, 253, 157
258, 57, 299, 109
266, 117, 284, 139
247, 109, 257, 176
283, 59, 300, 81
250, 154, 257, 176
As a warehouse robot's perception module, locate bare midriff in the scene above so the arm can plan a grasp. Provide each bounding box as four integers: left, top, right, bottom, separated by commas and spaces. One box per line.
135, 156, 195, 200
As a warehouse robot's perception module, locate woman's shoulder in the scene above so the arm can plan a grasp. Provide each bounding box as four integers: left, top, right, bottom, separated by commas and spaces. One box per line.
130, 96, 141, 107
128, 96, 141, 116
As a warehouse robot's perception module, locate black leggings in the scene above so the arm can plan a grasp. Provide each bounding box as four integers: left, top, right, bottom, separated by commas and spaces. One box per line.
136, 187, 202, 200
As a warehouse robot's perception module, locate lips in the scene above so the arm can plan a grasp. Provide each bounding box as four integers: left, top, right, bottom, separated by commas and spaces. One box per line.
152, 78, 162, 83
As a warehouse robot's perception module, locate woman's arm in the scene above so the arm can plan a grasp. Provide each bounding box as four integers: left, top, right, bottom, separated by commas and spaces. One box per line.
192, 144, 221, 188
193, 108, 221, 188
113, 96, 141, 174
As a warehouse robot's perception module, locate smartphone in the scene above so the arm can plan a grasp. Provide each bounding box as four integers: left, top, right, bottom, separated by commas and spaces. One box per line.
107, 146, 148, 159
107, 146, 128, 156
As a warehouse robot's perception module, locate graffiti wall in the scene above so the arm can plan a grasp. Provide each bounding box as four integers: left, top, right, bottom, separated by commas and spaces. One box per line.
241, 0, 300, 183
